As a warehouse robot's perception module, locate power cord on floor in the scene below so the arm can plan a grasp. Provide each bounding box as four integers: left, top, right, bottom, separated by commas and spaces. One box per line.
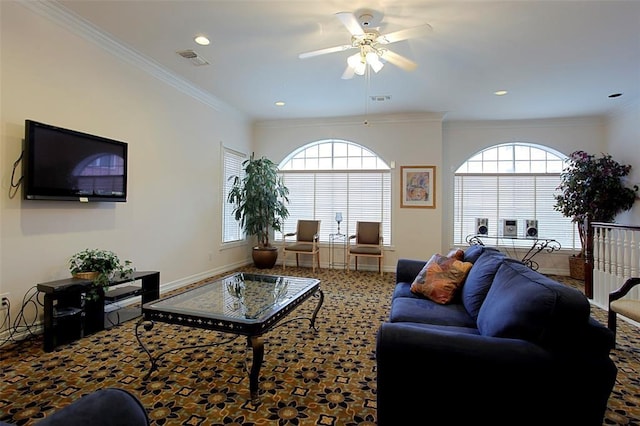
0, 286, 42, 348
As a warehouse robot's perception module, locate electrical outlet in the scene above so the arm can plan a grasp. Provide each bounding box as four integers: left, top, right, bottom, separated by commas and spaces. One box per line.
0, 292, 9, 312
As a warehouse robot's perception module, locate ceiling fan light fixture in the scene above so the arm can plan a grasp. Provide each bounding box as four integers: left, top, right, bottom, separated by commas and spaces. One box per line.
347, 52, 366, 75
366, 51, 384, 73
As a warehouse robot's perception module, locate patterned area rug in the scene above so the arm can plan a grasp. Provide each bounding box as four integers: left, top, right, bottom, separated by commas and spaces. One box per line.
0, 266, 638, 425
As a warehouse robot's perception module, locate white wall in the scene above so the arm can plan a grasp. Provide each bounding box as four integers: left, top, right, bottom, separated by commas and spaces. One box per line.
606, 100, 640, 225
0, 2, 251, 325
253, 115, 615, 275
254, 113, 445, 271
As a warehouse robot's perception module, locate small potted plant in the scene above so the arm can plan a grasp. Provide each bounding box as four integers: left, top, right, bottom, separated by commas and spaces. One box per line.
554, 150, 638, 279
227, 153, 290, 268
69, 248, 134, 294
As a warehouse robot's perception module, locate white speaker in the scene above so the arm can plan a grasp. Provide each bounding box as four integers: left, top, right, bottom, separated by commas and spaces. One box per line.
526, 219, 538, 237
503, 219, 518, 237
476, 218, 489, 235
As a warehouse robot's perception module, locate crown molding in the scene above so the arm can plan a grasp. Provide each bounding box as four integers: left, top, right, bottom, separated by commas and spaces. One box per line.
20, 0, 241, 116
254, 112, 445, 129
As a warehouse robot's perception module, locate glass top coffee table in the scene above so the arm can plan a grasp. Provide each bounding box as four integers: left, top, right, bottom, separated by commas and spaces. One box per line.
135, 272, 322, 404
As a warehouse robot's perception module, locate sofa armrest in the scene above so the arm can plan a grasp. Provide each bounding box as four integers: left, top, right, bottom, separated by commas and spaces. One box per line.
36, 388, 149, 426
375, 322, 608, 426
395, 258, 426, 284
377, 321, 551, 367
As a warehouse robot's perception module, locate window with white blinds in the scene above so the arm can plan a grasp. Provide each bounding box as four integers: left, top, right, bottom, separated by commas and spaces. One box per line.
277, 140, 391, 244
453, 143, 578, 250
222, 147, 245, 243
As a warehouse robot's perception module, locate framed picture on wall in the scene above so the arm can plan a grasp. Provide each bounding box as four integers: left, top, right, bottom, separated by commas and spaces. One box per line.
400, 165, 436, 208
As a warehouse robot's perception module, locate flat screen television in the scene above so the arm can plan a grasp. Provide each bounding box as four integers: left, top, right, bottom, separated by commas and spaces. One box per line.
23, 119, 128, 202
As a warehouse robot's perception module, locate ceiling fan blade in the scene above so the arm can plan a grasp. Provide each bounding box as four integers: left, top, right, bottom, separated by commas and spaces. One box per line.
336, 11, 364, 36
299, 44, 354, 59
341, 65, 355, 80
379, 49, 418, 71
377, 24, 433, 44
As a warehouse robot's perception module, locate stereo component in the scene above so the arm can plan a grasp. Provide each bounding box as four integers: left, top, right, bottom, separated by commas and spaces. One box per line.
526, 219, 539, 237
503, 219, 518, 237
476, 218, 489, 235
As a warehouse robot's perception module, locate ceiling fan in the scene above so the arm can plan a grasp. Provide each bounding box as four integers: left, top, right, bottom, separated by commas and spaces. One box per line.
299, 9, 432, 79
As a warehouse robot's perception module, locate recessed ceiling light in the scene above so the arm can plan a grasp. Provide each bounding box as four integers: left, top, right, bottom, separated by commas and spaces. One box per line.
494, 90, 508, 96
194, 35, 210, 46
275, 101, 285, 107
608, 93, 623, 98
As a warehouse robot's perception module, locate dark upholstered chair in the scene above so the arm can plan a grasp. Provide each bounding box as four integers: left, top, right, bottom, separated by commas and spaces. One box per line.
608, 277, 640, 346
0, 388, 149, 426
347, 221, 383, 276
282, 220, 321, 272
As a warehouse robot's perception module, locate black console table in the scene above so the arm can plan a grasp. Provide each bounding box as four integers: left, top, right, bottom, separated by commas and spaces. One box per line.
466, 235, 561, 271
37, 271, 159, 352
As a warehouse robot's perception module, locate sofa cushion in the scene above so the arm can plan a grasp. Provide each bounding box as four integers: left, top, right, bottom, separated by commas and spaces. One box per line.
463, 244, 487, 263
392, 282, 421, 299
477, 260, 591, 349
410, 254, 473, 304
389, 297, 476, 328
461, 248, 506, 320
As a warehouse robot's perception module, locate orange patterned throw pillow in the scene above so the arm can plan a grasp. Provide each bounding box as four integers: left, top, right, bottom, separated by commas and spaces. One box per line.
410, 253, 473, 304
446, 248, 465, 261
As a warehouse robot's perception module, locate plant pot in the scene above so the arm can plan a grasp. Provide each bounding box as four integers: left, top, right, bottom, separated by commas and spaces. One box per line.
568, 255, 585, 281
73, 271, 100, 280
252, 246, 278, 269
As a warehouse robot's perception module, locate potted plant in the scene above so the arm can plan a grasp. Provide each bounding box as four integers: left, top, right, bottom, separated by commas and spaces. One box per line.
227, 153, 290, 268
69, 248, 134, 296
554, 150, 638, 279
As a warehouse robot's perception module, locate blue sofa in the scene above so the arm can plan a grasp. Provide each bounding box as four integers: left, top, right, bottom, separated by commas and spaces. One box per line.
376, 246, 617, 426
0, 388, 149, 426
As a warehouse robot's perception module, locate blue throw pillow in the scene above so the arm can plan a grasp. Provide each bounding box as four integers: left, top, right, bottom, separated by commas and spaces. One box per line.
462, 244, 485, 263
460, 248, 505, 320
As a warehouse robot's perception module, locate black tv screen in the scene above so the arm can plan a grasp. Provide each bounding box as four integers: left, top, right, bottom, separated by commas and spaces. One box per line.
23, 120, 128, 202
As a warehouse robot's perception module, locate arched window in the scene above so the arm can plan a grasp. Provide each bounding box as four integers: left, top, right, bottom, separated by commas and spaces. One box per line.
453, 142, 578, 250
278, 139, 391, 244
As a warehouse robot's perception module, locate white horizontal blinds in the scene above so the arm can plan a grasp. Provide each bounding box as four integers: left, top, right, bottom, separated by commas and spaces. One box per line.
280, 173, 316, 238
280, 170, 391, 243
315, 172, 348, 239
278, 139, 391, 244
453, 175, 499, 243
537, 175, 577, 248
497, 175, 535, 248
345, 171, 391, 244
454, 174, 577, 249
222, 148, 245, 243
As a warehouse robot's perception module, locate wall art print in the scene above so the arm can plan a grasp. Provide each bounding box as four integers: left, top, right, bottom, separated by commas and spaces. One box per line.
401, 165, 436, 208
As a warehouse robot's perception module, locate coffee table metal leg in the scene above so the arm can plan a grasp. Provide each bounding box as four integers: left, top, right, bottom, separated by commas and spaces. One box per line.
310, 289, 324, 331
135, 319, 158, 380
136, 318, 240, 381
248, 335, 264, 405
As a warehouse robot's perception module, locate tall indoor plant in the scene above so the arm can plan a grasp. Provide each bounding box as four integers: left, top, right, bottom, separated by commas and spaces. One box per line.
554, 150, 638, 278
228, 153, 290, 268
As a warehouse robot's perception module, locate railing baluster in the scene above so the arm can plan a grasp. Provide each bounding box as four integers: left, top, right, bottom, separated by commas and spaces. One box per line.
587, 222, 640, 309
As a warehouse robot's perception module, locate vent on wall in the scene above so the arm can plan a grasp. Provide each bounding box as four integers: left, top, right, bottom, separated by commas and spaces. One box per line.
176, 50, 210, 66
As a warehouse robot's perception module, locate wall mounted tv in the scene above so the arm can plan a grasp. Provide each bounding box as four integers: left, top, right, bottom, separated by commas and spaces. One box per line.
23, 119, 128, 202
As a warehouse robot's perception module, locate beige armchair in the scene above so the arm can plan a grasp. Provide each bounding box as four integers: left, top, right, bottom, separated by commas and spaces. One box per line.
347, 221, 383, 276
282, 220, 321, 272
608, 277, 640, 346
